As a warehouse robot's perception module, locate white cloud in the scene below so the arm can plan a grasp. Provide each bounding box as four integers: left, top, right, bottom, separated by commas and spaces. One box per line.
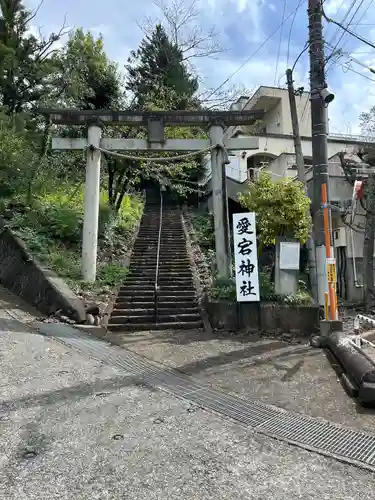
324, 0, 348, 16
20, 0, 375, 133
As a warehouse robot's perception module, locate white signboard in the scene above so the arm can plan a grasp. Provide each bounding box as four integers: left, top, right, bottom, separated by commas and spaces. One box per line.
233, 212, 260, 302
279, 241, 300, 270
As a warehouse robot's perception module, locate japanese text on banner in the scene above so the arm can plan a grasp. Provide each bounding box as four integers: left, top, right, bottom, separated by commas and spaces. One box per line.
232, 212, 260, 302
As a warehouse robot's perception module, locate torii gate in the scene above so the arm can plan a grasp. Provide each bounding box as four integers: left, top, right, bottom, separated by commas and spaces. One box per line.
39, 109, 262, 282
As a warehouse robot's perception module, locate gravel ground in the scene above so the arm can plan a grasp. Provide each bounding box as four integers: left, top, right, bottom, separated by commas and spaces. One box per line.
1, 288, 375, 499
103, 323, 375, 435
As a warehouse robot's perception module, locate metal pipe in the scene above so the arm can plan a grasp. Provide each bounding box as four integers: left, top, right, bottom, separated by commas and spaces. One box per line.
349, 226, 363, 287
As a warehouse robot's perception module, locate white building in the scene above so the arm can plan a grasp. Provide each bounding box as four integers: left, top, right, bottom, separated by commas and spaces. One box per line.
201, 85, 372, 303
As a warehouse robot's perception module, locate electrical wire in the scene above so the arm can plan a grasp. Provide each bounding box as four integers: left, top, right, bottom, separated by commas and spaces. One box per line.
326, 41, 375, 73
286, 0, 304, 67
203, 0, 307, 101
338, 0, 373, 53
326, 0, 358, 53
274, 0, 288, 85
325, 0, 348, 47
326, 0, 369, 74
335, 60, 375, 82
323, 4, 375, 50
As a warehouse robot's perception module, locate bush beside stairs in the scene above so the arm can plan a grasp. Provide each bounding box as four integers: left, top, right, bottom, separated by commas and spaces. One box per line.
108, 196, 204, 332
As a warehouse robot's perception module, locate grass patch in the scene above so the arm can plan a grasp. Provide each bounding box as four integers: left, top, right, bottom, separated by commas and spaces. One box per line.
1, 185, 144, 299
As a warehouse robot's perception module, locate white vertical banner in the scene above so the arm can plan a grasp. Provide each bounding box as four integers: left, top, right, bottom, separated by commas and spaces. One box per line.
232, 212, 260, 302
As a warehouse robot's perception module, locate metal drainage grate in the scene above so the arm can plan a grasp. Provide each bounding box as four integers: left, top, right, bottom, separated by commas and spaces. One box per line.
38, 322, 375, 471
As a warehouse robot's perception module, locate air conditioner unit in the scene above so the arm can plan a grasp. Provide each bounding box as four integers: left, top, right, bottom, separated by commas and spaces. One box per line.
333, 227, 347, 247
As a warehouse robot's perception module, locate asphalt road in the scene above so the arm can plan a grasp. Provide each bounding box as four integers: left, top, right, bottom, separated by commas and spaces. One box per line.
0, 296, 375, 499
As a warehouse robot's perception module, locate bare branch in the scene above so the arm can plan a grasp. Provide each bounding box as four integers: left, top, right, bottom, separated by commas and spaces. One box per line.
139, 0, 225, 61
34, 14, 72, 62
25, 0, 46, 25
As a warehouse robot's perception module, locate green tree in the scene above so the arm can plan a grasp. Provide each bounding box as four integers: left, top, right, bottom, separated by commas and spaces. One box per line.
0, 111, 38, 199
238, 173, 311, 248
126, 24, 199, 110
51, 28, 130, 209
0, 0, 67, 113
58, 28, 123, 110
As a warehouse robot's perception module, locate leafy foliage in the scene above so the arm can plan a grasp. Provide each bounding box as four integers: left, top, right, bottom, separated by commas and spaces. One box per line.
238, 173, 311, 246
0, 0, 67, 113
2, 187, 143, 293
210, 273, 312, 304
58, 28, 124, 110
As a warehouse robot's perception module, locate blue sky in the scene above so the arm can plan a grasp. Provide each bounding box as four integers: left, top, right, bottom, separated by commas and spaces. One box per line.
24, 0, 375, 134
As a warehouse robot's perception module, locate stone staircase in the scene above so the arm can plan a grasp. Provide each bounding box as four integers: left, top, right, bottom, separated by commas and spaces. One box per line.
108, 198, 203, 332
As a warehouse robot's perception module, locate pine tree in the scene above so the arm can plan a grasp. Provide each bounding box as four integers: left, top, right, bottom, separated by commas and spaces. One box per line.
125, 24, 198, 110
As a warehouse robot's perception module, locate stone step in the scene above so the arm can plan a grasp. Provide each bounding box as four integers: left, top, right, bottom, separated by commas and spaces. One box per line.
119, 283, 195, 291
127, 271, 192, 277
123, 280, 194, 287
107, 320, 203, 332
134, 239, 185, 243
130, 261, 189, 267
128, 272, 193, 278
133, 243, 186, 248
129, 266, 191, 272
131, 257, 189, 262
132, 249, 188, 254
117, 288, 196, 296
117, 293, 197, 301
139, 230, 183, 233
109, 313, 201, 324
111, 307, 200, 316
114, 300, 198, 309
129, 269, 191, 276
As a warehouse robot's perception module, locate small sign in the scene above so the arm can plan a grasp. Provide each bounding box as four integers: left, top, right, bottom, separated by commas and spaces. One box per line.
279, 241, 300, 270
233, 212, 260, 302
327, 257, 337, 283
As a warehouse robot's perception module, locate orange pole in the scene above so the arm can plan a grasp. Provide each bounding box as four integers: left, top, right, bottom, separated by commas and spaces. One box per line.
321, 184, 336, 320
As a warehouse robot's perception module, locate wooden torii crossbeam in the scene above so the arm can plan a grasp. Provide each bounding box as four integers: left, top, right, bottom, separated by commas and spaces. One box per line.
40, 108, 263, 282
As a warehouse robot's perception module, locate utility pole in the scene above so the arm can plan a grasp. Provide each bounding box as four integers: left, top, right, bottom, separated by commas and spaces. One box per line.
286, 69, 305, 184
209, 122, 231, 279
308, 0, 333, 306
286, 68, 318, 302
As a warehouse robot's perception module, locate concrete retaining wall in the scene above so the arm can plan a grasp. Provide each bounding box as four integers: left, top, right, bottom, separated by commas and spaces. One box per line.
205, 299, 320, 335
0, 219, 86, 322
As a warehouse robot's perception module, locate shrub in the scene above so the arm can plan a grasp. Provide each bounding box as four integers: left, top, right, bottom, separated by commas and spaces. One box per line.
238, 172, 311, 246
209, 271, 312, 305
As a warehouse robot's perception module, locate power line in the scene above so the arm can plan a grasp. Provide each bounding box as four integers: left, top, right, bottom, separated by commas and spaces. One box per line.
323, 5, 375, 50
286, 0, 303, 67
326, 0, 365, 68
326, 41, 375, 73
326, 0, 357, 48
326, 0, 374, 76
339, 0, 373, 52
203, 0, 307, 101
274, 0, 288, 85
335, 60, 375, 82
